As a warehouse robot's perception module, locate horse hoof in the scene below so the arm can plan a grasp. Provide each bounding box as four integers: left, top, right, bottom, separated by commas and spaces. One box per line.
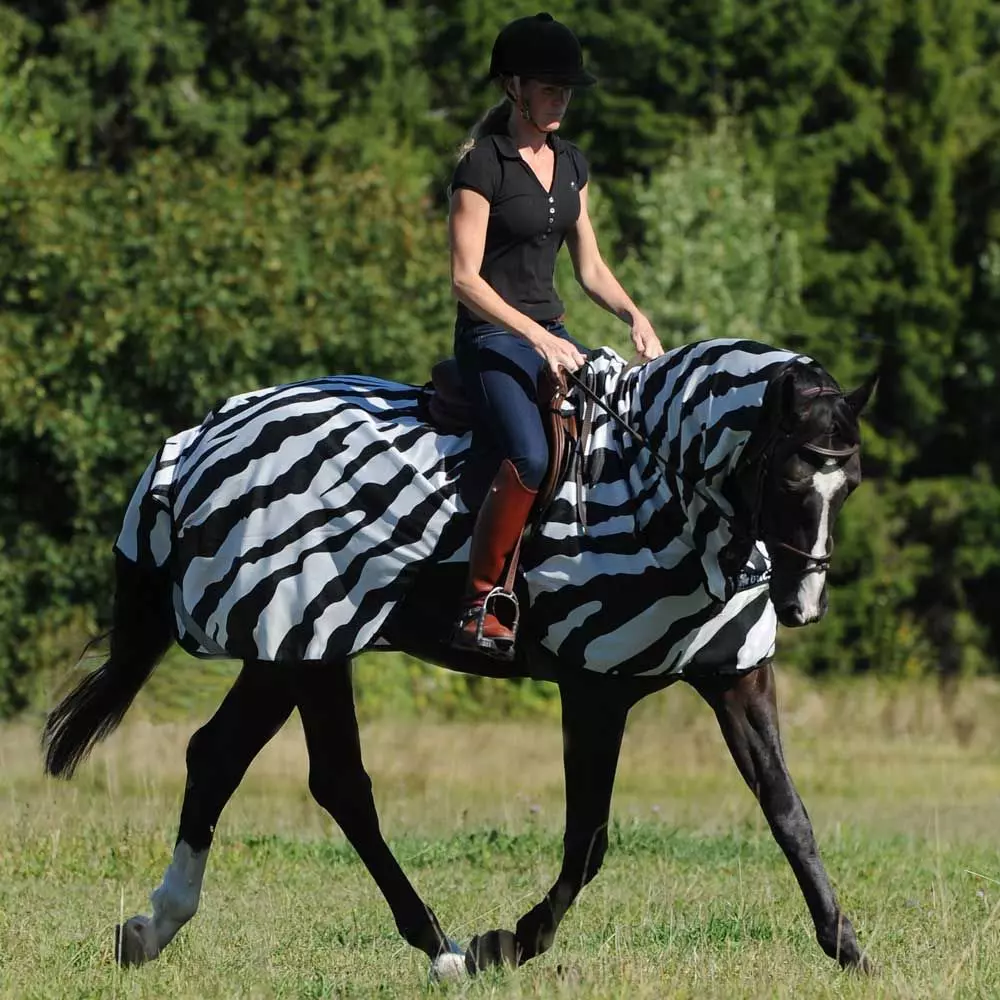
851, 952, 877, 976
428, 937, 468, 982
466, 929, 519, 972
429, 951, 469, 982
114, 915, 158, 967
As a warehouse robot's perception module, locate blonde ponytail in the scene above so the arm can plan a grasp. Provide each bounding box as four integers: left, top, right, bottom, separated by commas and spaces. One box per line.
456, 94, 515, 159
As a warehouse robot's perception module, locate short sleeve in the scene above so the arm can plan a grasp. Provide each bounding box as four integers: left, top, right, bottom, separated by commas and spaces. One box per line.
450, 142, 500, 203
568, 143, 590, 189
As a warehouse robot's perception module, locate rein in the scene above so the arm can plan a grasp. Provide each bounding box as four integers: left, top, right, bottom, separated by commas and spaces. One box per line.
564, 369, 858, 571
565, 369, 740, 532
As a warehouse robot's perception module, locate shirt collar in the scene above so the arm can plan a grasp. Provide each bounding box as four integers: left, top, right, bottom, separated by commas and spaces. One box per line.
492, 132, 566, 160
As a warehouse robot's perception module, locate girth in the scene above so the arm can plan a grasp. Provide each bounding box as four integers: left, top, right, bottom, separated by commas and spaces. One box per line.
424, 357, 579, 521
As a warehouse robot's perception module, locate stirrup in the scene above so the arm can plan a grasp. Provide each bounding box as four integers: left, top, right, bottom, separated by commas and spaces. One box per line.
451, 587, 520, 661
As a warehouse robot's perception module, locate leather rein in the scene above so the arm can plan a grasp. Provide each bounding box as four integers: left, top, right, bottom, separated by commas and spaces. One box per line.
564, 371, 859, 571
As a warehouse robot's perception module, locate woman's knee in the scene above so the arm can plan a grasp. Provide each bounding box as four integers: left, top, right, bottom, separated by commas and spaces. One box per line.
513, 444, 549, 490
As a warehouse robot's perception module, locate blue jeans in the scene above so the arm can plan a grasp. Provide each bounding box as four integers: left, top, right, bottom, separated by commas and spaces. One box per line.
454, 318, 587, 489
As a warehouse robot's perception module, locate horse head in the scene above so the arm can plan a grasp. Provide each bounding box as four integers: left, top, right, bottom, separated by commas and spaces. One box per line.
735, 363, 877, 627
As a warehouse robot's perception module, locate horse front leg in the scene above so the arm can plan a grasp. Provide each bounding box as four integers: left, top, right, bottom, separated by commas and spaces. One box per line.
117, 661, 295, 966
693, 662, 871, 971
467, 677, 631, 972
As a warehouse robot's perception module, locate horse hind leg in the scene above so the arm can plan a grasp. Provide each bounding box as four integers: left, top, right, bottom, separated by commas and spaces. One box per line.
293, 661, 464, 977
117, 661, 295, 966
469, 676, 631, 972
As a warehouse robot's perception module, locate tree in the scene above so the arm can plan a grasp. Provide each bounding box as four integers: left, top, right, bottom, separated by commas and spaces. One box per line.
558, 124, 804, 354
0, 146, 452, 711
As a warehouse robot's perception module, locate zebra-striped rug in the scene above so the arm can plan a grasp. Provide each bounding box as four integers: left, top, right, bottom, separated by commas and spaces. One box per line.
117, 339, 802, 676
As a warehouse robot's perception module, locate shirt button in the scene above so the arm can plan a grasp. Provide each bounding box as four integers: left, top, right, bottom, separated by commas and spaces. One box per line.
549, 196, 554, 203
549, 207, 555, 214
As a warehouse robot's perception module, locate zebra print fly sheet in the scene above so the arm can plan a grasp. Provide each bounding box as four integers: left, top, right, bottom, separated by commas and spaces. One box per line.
116, 339, 805, 677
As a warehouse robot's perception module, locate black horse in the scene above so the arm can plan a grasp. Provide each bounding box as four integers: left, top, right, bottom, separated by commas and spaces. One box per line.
42, 340, 875, 978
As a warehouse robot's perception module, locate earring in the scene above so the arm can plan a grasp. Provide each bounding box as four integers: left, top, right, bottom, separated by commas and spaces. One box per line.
520, 99, 531, 121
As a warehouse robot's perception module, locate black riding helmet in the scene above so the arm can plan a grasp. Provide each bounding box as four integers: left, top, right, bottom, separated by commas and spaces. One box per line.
489, 12, 597, 87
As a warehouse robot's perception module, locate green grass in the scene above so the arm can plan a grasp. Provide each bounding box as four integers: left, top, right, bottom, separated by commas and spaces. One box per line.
5, 671, 1000, 998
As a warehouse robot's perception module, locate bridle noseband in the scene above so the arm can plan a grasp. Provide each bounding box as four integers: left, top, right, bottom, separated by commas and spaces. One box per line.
565, 370, 858, 572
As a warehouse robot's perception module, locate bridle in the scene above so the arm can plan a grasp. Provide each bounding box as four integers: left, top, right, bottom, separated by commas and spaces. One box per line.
565, 371, 859, 571
740, 385, 859, 569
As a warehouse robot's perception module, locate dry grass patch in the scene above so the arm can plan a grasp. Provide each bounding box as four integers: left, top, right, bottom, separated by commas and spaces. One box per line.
3, 671, 1000, 997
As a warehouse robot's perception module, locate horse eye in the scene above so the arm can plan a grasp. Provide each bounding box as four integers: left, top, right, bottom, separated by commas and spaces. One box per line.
780, 477, 810, 494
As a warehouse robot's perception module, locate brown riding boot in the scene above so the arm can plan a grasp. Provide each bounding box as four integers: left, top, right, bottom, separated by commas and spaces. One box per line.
451, 459, 538, 659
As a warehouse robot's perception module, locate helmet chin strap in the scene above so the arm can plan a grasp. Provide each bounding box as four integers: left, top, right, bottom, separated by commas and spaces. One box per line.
521, 99, 548, 134
508, 77, 548, 137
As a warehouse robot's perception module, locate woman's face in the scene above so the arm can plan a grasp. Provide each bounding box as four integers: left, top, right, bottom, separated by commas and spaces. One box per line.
520, 79, 573, 130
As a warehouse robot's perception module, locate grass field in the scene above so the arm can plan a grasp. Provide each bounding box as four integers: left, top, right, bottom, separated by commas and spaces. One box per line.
4, 663, 1000, 999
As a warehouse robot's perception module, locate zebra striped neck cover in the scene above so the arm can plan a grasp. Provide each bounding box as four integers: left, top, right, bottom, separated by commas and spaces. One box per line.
115, 338, 804, 678
521, 339, 804, 676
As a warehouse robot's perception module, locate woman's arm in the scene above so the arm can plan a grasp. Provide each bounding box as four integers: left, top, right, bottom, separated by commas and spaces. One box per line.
566, 185, 663, 360
449, 188, 586, 374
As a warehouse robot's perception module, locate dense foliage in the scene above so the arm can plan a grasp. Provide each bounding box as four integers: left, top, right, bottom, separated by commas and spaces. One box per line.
2, 0, 999, 711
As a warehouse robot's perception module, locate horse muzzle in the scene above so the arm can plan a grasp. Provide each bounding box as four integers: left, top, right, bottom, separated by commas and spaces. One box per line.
773, 586, 829, 628
775, 603, 819, 628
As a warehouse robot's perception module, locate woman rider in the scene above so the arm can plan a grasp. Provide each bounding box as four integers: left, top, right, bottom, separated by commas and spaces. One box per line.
449, 12, 664, 658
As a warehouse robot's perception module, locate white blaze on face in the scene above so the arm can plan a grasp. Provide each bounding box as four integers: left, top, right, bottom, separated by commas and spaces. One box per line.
795, 462, 847, 621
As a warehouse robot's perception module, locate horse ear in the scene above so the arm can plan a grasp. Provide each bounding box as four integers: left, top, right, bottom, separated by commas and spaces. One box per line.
743, 367, 798, 465
775, 367, 806, 428
845, 372, 877, 416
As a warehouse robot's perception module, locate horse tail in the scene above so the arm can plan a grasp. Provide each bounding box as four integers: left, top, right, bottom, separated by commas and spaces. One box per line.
43, 553, 174, 779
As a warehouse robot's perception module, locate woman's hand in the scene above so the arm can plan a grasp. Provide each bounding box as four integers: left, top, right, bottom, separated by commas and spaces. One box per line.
533, 331, 587, 378
630, 313, 663, 360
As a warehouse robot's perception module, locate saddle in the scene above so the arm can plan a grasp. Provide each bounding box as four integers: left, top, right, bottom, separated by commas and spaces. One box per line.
424, 358, 579, 524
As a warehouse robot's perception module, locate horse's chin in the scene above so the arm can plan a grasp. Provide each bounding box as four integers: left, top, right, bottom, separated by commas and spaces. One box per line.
774, 604, 825, 628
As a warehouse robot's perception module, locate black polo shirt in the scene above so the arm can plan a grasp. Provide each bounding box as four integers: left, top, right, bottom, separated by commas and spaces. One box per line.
451, 132, 589, 324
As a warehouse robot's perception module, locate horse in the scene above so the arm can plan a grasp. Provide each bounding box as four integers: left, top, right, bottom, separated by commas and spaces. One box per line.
42, 338, 875, 979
